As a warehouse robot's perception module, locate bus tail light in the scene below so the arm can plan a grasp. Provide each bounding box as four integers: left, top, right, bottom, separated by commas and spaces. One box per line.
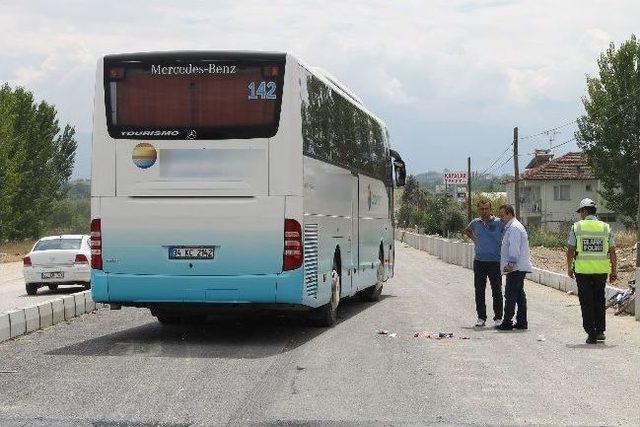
23, 256, 32, 267
90, 218, 103, 270
283, 219, 302, 271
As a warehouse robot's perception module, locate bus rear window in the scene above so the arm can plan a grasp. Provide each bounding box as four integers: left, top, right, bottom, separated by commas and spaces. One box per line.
104, 55, 285, 140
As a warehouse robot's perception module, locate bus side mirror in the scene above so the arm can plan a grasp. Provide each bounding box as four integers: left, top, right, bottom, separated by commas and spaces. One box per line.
394, 160, 406, 187
389, 149, 406, 187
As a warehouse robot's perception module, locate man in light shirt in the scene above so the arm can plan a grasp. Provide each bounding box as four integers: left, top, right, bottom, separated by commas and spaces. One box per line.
496, 204, 533, 330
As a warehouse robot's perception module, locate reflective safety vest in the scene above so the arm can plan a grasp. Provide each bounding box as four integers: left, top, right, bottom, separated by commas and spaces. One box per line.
573, 219, 611, 274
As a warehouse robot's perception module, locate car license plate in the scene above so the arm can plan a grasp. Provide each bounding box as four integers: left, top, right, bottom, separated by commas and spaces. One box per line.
42, 272, 64, 279
169, 246, 215, 260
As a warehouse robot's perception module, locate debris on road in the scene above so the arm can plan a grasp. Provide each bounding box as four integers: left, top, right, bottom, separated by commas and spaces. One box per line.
537, 335, 546, 342
425, 332, 462, 340
376, 331, 470, 340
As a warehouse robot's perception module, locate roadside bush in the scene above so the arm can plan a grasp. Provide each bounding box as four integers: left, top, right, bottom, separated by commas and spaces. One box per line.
527, 227, 566, 248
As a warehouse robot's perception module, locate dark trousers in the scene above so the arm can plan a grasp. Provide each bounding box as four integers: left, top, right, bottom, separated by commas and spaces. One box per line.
504, 271, 527, 326
575, 273, 607, 337
473, 260, 503, 321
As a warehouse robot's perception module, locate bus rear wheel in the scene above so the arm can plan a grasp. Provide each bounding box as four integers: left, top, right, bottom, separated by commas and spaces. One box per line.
360, 249, 384, 302
313, 258, 341, 327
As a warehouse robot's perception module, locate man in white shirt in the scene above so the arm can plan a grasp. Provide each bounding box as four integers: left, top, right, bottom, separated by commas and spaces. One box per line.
496, 204, 533, 330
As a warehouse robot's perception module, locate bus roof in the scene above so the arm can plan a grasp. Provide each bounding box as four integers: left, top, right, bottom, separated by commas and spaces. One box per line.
103, 50, 287, 62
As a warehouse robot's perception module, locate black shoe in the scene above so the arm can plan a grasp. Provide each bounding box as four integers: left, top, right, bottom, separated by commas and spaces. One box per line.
596, 332, 606, 341
514, 323, 528, 330
586, 336, 597, 344
496, 322, 513, 331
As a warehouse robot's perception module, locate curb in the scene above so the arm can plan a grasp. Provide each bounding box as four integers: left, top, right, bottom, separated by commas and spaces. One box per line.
396, 230, 635, 316
0, 291, 106, 344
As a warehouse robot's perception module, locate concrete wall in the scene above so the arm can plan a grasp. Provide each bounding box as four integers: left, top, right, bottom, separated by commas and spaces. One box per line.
636, 268, 640, 321
0, 290, 104, 344
396, 230, 636, 318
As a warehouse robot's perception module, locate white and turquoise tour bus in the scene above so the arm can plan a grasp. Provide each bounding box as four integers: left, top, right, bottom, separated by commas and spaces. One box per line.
90, 51, 406, 326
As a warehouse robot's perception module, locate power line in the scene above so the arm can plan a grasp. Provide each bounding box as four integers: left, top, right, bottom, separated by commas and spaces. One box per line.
478, 142, 513, 177
495, 153, 515, 173
480, 152, 515, 177
519, 120, 577, 140
549, 136, 577, 151
477, 85, 640, 179
518, 85, 640, 142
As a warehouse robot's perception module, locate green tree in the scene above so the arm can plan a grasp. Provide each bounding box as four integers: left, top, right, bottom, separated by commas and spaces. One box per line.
401, 175, 420, 204
576, 35, 640, 227
0, 84, 77, 240
421, 194, 465, 236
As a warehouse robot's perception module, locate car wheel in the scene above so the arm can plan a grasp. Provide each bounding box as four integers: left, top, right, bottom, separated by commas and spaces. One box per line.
313, 257, 341, 327
48, 284, 59, 291
26, 283, 38, 295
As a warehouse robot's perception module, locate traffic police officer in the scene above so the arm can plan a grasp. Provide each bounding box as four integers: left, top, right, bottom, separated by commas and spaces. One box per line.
566, 198, 618, 344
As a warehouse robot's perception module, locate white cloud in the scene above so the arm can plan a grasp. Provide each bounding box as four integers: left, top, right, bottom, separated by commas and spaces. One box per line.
0, 0, 638, 173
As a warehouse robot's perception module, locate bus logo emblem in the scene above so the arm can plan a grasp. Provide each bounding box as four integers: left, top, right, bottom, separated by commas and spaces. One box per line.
132, 142, 157, 169
187, 130, 197, 140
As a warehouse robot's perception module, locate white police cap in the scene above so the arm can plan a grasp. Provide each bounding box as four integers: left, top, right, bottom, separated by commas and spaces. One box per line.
576, 198, 596, 212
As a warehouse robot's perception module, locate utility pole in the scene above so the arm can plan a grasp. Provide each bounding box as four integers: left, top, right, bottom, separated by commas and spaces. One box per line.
513, 127, 520, 219
467, 157, 472, 223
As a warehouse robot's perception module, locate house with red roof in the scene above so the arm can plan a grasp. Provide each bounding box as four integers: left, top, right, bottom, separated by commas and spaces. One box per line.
505, 150, 618, 232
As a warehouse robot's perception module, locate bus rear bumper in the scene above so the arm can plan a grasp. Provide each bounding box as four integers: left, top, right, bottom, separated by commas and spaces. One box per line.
90, 269, 304, 305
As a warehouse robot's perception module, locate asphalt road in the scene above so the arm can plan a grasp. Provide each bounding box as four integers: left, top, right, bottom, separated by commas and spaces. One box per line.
1, 243, 639, 426
0, 262, 87, 313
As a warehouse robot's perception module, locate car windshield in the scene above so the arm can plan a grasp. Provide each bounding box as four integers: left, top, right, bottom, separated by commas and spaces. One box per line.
34, 238, 83, 251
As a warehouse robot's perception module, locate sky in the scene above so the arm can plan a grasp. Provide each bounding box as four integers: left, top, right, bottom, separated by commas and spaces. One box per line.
1, 0, 638, 178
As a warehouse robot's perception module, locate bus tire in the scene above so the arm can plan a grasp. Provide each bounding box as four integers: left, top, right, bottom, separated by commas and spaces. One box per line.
313, 258, 341, 327
360, 249, 384, 302
26, 283, 38, 295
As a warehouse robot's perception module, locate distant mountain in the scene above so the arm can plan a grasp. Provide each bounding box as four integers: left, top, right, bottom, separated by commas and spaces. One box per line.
414, 171, 443, 189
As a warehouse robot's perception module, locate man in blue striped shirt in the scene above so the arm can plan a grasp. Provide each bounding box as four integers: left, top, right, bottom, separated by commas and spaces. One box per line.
496, 204, 533, 331
465, 199, 505, 327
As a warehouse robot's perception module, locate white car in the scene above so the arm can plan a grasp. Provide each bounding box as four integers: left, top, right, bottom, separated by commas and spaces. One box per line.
23, 235, 91, 295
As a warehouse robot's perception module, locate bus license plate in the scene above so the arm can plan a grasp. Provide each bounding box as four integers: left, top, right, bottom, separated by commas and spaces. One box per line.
169, 246, 215, 260
42, 272, 64, 279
